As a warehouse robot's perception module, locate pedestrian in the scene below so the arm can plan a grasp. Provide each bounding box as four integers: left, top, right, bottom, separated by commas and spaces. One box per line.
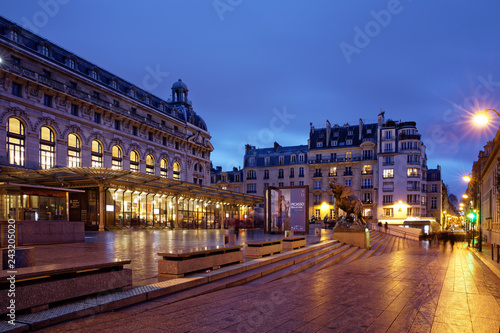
234, 219, 240, 239
324, 215, 329, 229
450, 232, 455, 249
384, 222, 388, 234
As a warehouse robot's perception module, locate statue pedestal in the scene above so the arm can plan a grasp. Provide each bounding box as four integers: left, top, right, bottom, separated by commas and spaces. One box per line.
333, 227, 370, 249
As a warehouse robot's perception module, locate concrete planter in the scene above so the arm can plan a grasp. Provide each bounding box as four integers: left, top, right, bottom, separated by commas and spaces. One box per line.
333, 227, 370, 249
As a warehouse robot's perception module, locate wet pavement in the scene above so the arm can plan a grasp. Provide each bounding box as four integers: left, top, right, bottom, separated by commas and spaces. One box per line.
29, 228, 328, 286
39, 239, 500, 332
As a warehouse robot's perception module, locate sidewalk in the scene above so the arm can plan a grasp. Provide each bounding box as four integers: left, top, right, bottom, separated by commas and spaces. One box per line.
472, 242, 500, 280
39, 241, 500, 332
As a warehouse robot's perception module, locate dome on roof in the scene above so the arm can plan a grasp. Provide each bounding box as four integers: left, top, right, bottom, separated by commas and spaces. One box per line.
172, 79, 188, 90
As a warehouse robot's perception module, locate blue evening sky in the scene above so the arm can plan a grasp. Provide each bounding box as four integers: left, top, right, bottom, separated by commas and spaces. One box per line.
2, 0, 500, 197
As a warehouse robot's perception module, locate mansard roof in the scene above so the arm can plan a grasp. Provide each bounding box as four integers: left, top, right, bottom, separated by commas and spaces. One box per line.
309, 123, 378, 150
0, 16, 207, 131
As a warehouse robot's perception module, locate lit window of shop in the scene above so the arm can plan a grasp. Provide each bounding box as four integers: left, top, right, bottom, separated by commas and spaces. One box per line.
130, 150, 139, 172
160, 158, 168, 178
91, 140, 103, 167
67, 133, 81, 167
112, 145, 122, 170
173, 162, 181, 180
40, 126, 55, 169
146, 154, 155, 175
7, 117, 25, 166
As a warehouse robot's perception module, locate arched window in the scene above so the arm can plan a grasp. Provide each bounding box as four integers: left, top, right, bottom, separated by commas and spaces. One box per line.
112, 145, 122, 170
67, 133, 81, 167
91, 140, 103, 167
146, 154, 154, 175
173, 162, 181, 181
40, 126, 55, 169
7, 117, 25, 166
130, 150, 139, 172
160, 158, 168, 178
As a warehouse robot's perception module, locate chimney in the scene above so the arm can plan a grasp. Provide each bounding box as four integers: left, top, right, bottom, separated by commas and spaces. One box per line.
274, 141, 280, 152
216, 166, 222, 172
326, 120, 331, 146
233, 167, 238, 172
310, 122, 315, 134
378, 110, 385, 127
359, 118, 363, 141
245, 144, 255, 154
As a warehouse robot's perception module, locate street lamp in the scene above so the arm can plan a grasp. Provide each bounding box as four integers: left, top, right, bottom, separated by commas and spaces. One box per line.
473, 108, 500, 126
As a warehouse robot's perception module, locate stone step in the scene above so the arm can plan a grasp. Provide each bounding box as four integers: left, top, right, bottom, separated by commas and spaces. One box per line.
337, 247, 367, 265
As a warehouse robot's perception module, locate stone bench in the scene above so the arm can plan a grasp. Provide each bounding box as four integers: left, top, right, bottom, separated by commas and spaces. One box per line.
245, 240, 283, 259
158, 245, 243, 278
282, 236, 307, 251
2, 246, 35, 270
0, 259, 132, 315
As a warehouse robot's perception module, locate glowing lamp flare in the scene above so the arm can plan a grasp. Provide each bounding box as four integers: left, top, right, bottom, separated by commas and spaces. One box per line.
463, 175, 472, 182
473, 112, 490, 125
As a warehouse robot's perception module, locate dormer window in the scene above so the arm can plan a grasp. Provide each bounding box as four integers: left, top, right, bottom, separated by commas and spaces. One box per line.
10, 30, 19, 42
111, 80, 118, 89
367, 129, 372, 134
41, 45, 49, 57
68, 58, 76, 69
333, 131, 339, 137
145, 96, 150, 104
331, 141, 338, 146
317, 142, 323, 147
346, 139, 353, 145
348, 130, 353, 136
90, 69, 98, 80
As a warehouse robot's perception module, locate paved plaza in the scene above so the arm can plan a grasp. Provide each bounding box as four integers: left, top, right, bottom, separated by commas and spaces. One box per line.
29, 229, 327, 286
34, 235, 500, 333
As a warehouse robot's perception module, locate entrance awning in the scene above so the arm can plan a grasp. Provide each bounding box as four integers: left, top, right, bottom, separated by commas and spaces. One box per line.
0, 166, 263, 205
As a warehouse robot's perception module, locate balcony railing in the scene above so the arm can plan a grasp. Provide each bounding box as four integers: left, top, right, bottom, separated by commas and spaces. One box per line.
382, 188, 394, 192
361, 185, 373, 189
328, 172, 337, 177
361, 170, 373, 175
344, 171, 353, 176
382, 201, 393, 205
407, 186, 420, 191
362, 200, 373, 204
313, 172, 322, 177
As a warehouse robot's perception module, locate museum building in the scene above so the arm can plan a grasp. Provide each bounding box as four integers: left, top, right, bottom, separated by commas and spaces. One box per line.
0, 16, 261, 235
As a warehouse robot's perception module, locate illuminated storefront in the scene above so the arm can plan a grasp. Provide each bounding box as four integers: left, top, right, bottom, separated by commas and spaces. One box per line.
0, 167, 261, 231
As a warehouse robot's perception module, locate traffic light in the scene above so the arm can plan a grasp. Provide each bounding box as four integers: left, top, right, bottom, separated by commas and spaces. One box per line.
467, 212, 477, 224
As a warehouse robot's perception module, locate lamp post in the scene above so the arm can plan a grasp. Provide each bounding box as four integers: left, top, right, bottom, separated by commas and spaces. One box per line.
469, 108, 500, 251
463, 174, 482, 252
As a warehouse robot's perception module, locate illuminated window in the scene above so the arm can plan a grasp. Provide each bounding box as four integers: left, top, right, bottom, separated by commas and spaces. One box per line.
173, 162, 181, 180
146, 154, 154, 175
67, 133, 81, 167
362, 165, 372, 174
130, 151, 139, 172
383, 169, 394, 178
6, 117, 25, 166
112, 145, 122, 170
40, 126, 55, 169
160, 158, 168, 178
91, 140, 103, 167
345, 151, 352, 161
